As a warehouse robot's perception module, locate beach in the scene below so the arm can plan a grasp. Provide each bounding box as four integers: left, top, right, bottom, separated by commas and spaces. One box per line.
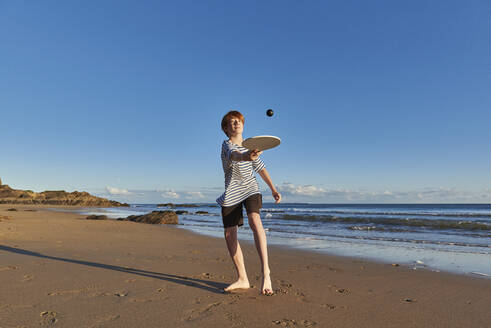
1, 205, 490, 328
78, 203, 491, 276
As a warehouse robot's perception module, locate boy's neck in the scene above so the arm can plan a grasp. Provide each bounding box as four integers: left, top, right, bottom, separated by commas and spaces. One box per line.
229, 134, 243, 146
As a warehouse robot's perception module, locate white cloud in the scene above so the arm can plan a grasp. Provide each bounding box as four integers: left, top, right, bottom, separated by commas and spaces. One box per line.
274, 183, 491, 203
161, 190, 180, 199
98, 184, 491, 204
184, 191, 205, 199
94, 186, 221, 203
105, 186, 132, 195
277, 183, 326, 196
159, 190, 206, 200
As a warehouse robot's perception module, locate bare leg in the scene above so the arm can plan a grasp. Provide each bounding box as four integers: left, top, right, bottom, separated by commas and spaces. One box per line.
224, 226, 250, 292
247, 212, 273, 295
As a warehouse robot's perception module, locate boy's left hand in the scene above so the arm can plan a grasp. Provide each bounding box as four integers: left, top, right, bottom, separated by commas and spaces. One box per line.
272, 191, 282, 204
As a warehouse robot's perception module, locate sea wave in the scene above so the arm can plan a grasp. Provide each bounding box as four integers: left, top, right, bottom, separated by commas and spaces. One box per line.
284, 209, 491, 219
278, 214, 491, 231
347, 226, 416, 233
267, 227, 491, 250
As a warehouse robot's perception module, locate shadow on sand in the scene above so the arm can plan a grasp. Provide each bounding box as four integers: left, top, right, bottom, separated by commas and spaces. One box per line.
0, 245, 227, 294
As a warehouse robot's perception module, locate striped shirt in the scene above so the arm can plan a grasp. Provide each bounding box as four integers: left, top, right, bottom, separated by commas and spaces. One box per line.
216, 140, 266, 207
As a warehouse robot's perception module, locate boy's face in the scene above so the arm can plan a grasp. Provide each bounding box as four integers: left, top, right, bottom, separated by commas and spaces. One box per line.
226, 116, 243, 137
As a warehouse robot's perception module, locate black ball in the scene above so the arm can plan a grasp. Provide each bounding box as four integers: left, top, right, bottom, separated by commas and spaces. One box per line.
266, 109, 274, 117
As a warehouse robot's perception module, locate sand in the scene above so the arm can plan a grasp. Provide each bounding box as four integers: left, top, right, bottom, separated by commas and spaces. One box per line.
0, 204, 490, 328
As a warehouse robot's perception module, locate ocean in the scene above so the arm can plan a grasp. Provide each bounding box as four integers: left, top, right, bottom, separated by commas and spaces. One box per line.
70, 203, 491, 278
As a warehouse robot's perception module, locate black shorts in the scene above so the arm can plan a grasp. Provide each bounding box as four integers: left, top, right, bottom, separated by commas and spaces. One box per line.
221, 193, 262, 228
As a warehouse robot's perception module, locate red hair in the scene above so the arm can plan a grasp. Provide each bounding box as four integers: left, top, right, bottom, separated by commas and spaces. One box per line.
221, 110, 244, 137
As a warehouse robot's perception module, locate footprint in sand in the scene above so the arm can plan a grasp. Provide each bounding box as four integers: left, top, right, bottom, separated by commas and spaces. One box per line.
89, 314, 120, 328
223, 294, 241, 305
214, 256, 227, 263
294, 291, 311, 303
275, 279, 293, 295
184, 301, 222, 321
48, 285, 100, 297
156, 287, 167, 293
92, 292, 114, 297
0, 265, 19, 271
114, 291, 129, 297
48, 289, 80, 296
40, 311, 58, 326
191, 272, 214, 279
335, 288, 350, 295
321, 303, 336, 310
327, 285, 350, 295
272, 319, 317, 327
22, 274, 34, 282
129, 298, 153, 303
225, 311, 245, 327
305, 263, 322, 270
321, 303, 349, 310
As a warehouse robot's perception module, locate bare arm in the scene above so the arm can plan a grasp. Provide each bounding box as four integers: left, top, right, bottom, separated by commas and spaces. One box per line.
259, 168, 282, 204
230, 149, 262, 161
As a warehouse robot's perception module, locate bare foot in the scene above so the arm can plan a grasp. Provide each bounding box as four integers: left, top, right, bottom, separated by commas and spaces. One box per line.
224, 278, 250, 292
261, 274, 273, 296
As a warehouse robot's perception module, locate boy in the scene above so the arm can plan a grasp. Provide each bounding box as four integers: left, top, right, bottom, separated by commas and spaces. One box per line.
217, 110, 281, 295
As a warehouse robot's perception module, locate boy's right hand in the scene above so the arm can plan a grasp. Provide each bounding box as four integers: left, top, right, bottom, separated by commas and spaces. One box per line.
245, 149, 262, 161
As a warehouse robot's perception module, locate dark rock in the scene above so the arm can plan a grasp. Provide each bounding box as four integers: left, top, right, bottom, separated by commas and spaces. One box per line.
7, 208, 17, 211
86, 215, 108, 220
157, 203, 175, 208
175, 210, 189, 215
0, 183, 129, 207
158, 203, 200, 208
195, 211, 209, 214
122, 211, 178, 225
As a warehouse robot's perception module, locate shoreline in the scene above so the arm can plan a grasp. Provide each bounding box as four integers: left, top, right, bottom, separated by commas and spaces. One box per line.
59, 204, 491, 279
180, 225, 491, 280
1, 204, 490, 327
40, 205, 491, 279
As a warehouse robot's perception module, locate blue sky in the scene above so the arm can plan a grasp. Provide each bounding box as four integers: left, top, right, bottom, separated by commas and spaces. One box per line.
1, 1, 490, 203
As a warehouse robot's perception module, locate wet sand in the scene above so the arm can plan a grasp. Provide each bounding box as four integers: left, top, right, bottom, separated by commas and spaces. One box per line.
1, 204, 490, 327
